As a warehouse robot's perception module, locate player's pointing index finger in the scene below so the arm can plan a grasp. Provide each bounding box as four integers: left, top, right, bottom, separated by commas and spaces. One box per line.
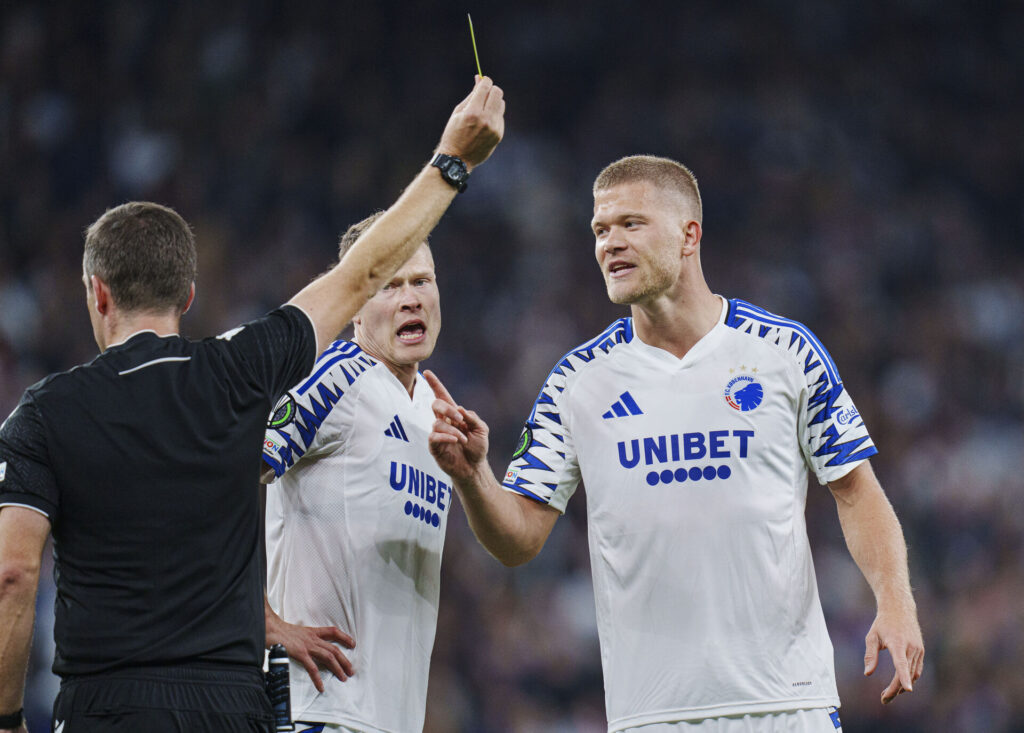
423, 370, 457, 407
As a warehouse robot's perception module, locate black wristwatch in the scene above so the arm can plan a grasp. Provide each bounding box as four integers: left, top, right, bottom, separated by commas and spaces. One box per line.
430, 153, 469, 193
0, 708, 23, 729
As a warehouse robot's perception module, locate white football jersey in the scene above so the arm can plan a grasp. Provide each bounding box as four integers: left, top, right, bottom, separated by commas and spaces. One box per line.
263, 340, 453, 733
502, 298, 876, 731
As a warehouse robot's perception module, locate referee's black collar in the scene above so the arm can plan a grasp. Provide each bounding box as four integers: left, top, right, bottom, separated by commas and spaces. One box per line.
106, 329, 180, 350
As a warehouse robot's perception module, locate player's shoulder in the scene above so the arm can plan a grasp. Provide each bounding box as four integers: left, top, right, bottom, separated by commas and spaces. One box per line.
543, 317, 635, 387
724, 297, 842, 385
266, 339, 379, 437
294, 338, 380, 391
561, 317, 635, 368
725, 297, 814, 334
273, 338, 377, 414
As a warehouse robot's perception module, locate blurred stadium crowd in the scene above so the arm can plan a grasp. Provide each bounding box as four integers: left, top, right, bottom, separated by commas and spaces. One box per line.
2, 1, 1022, 731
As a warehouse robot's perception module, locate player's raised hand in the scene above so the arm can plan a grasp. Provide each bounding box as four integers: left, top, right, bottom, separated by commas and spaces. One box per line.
863, 605, 924, 704
436, 76, 505, 170
266, 604, 356, 692
424, 370, 489, 480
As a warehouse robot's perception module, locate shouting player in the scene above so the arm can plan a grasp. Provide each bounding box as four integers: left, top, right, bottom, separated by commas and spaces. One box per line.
260, 212, 452, 733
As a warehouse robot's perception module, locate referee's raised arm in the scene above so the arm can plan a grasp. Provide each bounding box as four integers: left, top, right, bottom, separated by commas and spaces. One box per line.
290, 76, 504, 352
0, 75, 504, 733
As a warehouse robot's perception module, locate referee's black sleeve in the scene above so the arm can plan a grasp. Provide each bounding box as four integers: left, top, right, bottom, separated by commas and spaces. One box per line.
0, 394, 58, 520
220, 304, 318, 401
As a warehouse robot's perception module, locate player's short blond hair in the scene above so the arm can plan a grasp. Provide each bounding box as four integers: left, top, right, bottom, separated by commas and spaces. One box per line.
593, 155, 702, 223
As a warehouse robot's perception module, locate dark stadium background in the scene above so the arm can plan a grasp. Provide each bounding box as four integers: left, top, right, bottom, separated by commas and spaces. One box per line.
2, 1, 1022, 731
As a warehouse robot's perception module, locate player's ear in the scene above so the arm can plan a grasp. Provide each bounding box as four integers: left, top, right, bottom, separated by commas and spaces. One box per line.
680, 220, 702, 257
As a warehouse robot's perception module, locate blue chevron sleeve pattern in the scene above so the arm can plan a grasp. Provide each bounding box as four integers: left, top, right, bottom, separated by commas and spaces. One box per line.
262, 339, 377, 478
502, 319, 633, 511
726, 300, 877, 482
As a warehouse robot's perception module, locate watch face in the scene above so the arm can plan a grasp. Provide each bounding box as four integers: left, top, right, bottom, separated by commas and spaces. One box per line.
433, 155, 468, 190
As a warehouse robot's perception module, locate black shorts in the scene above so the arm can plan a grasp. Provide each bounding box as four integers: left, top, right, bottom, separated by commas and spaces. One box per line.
53, 663, 275, 732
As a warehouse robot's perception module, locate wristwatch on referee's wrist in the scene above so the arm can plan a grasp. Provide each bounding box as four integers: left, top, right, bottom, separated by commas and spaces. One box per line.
431, 153, 469, 193
0, 708, 23, 729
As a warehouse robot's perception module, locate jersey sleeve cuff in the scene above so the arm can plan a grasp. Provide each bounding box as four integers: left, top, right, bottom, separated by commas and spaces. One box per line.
261, 452, 286, 479
0, 493, 55, 520
815, 448, 878, 485
281, 302, 320, 363
500, 482, 567, 515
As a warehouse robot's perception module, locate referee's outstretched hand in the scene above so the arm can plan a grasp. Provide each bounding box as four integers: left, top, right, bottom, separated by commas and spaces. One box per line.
423, 370, 489, 482
435, 76, 505, 170
266, 605, 355, 693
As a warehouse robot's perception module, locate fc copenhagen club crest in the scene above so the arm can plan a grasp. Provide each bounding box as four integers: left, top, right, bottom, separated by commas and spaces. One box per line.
724, 375, 764, 412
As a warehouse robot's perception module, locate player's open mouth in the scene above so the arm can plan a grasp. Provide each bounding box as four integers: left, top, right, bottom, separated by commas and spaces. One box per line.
609, 262, 635, 278
397, 321, 427, 343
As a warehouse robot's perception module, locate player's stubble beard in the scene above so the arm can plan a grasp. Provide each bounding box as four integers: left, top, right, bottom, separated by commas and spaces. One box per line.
606, 261, 677, 306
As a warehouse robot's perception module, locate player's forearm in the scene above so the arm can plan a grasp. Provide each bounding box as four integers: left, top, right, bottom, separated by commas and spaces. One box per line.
454, 463, 550, 567
289, 167, 457, 351
264, 594, 280, 646
831, 467, 915, 613
0, 560, 39, 715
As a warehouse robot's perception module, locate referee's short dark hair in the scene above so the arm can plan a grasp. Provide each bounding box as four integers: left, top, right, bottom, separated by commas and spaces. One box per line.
84, 202, 197, 314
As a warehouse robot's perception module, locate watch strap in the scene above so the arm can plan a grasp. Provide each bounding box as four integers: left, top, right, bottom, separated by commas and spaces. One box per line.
0, 709, 23, 728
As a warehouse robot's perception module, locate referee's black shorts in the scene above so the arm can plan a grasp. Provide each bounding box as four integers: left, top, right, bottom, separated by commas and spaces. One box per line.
53, 663, 275, 732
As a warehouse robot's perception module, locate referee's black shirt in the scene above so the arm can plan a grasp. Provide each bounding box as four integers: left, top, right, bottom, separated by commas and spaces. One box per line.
0, 305, 316, 677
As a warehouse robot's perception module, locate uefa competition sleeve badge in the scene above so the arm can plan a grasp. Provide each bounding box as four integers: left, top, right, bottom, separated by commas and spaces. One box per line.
512, 424, 533, 459
268, 393, 297, 429
724, 373, 764, 412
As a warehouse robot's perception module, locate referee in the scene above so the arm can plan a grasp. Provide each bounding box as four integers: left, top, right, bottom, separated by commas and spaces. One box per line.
0, 77, 504, 733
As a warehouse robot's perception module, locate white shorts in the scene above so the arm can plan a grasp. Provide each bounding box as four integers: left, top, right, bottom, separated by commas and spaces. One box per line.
621, 707, 842, 733
294, 724, 361, 733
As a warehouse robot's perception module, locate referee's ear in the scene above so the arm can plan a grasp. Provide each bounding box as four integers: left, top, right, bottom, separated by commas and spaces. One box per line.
181, 282, 196, 315
91, 274, 112, 316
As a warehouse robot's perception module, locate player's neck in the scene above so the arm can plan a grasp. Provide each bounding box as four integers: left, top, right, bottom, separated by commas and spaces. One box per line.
99, 310, 181, 351
353, 338, 420, 397
374, 357, 418, 397
630, 288, 722, 360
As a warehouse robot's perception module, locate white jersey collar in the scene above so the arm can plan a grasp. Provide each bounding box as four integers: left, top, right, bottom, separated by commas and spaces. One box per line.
630, 295, 728, 366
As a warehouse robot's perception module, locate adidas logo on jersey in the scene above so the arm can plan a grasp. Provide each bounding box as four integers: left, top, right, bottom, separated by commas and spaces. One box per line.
602, 391, 644, 419
384, 415, 409, 442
